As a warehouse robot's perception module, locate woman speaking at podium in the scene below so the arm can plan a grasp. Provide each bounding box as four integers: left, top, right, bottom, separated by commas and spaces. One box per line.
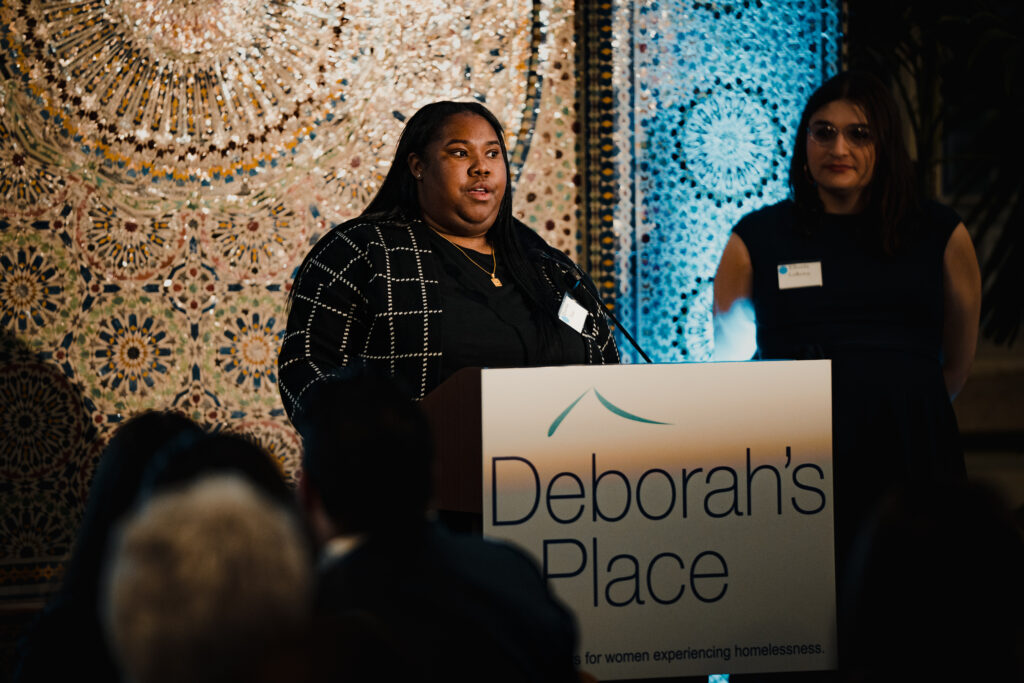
279, 101, 618, 420
713, 71, 981, 563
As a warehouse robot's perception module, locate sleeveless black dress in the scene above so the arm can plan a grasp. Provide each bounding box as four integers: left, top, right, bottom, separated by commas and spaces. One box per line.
732, 199, 966, 566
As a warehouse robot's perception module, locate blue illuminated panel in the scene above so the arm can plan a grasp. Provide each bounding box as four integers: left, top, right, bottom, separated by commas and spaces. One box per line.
616, 0, 841, 362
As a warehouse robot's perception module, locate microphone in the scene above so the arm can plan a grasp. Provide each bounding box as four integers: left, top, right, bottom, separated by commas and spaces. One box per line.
533, 249, 652, 363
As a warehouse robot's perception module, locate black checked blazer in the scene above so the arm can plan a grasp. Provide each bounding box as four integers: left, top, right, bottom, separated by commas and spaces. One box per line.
278, 214, 618, 420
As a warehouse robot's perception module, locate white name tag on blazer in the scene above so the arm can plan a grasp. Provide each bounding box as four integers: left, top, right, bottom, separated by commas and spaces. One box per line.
777, 261, 823, 290
558, 292, 588, 333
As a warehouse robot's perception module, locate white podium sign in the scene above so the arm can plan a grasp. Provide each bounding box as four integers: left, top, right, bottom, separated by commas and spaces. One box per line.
481, 361, 836, 679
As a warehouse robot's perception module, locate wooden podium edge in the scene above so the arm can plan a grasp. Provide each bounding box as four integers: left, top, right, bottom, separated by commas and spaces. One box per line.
420, 367, 483, 514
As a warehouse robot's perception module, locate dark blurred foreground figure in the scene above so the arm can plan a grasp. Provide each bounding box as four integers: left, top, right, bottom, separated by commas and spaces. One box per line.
141, 430, 298, 512
13, 411, 204, 683
295, 370, 579, 683
842, 483, 1024, 681
102, 474, 313, 683
14, 412, 307, 683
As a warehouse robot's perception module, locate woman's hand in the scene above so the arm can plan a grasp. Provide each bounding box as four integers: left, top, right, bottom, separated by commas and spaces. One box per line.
941, 223, 982, 399
713, 234, 756, 361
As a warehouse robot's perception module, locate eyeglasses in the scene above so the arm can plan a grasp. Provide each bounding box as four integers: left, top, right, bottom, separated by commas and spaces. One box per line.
808, 122, 874, 148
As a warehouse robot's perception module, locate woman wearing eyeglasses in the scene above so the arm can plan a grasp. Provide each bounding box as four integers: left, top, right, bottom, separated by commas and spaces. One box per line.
713, 69, 980, 611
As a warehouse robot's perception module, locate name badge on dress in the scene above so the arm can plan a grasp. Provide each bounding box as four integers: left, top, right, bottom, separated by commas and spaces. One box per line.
558, 292, 588, 333
777, 261, 823, 290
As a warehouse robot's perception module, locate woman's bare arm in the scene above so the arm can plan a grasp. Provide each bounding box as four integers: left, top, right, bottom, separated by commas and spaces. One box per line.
713, 234, 756, 360
941, 223, 982, 399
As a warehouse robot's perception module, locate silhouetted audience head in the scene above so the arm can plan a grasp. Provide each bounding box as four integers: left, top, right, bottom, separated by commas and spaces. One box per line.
103, 475, 312, 683
843, 482, 1024, 681
142, 430, 295, 510
14, 411, 204, 683
295, 369, 432, 537
67, 412, 206, 592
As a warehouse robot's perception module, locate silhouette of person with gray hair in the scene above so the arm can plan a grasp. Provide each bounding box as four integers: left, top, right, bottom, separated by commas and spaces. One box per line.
103, 474, 313, 683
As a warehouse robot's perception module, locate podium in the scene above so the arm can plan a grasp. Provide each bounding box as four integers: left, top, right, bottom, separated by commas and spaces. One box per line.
421, 361, 837, 680
421, 366, 484, 515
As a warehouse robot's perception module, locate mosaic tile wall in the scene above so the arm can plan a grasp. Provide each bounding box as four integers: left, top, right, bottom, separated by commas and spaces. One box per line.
0, 0, 581, 600
0, 0, 842, 601
590, 0, 842, 362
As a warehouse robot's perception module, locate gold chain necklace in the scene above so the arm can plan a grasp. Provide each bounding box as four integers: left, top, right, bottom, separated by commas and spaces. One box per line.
429, 228, 502, 287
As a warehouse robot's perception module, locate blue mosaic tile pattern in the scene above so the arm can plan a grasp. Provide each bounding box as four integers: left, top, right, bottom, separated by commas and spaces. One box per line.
610, 0, 841, 362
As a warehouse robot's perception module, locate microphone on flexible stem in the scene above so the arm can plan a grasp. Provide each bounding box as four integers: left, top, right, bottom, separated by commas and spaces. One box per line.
534, 250, 653, 363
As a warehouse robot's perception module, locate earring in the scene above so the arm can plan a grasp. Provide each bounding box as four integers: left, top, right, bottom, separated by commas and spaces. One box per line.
416, 175, 423, 180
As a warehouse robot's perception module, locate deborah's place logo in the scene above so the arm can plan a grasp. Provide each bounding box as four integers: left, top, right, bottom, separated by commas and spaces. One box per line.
548, 387, 671, 436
